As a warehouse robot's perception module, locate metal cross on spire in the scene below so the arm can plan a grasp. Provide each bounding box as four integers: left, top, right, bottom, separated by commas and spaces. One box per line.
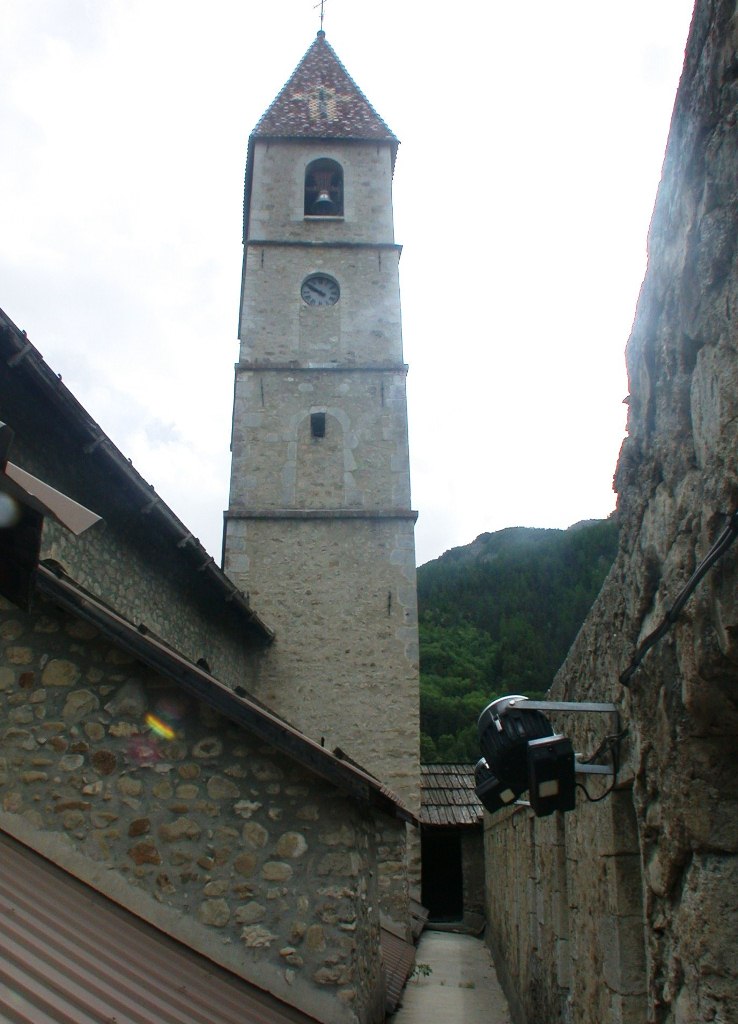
314, 0, 327, 32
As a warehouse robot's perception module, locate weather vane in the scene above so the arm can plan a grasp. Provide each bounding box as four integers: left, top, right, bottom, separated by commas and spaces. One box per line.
314, 0, 327, 31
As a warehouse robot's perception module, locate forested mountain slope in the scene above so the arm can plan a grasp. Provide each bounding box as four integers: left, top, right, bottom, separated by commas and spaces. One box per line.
417, 519, 619, 762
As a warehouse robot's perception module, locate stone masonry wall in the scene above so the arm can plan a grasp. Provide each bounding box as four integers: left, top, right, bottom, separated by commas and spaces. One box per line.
0, 592, 393, 1024
460, 829, 486, 929
224, 517, 420, 816
239, 245, 402, 368
485, 773, 647, 1024
483, 3, 737, 1023
229, 368, 411, 510
41, 516, 256, 689
240, 140, 399, 366
246, 138, 396, 242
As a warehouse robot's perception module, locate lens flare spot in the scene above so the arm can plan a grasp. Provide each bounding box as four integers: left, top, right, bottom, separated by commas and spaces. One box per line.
154, 696, 185, 728
126, 734, 163, 766
145, 712, 176, 740
0, 493, 22, 528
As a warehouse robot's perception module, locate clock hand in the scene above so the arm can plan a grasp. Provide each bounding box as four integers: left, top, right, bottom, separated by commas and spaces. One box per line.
307, 282, 327, 297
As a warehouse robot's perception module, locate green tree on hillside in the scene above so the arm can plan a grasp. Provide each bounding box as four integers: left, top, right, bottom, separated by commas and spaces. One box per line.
418, 520, 618, 763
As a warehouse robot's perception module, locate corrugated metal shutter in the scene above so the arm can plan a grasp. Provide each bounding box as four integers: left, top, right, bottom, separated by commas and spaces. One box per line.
0, 830, 316, 1024
380, 928, 416, 1014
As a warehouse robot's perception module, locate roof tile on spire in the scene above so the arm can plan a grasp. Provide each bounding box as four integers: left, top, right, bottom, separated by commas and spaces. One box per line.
252, 32, 397, 144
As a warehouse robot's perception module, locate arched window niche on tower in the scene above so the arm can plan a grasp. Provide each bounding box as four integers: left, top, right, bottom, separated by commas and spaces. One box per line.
304, 158, 344, 217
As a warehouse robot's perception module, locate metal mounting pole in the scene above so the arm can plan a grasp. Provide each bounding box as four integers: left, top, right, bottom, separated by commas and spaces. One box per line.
509, 699, 618, 714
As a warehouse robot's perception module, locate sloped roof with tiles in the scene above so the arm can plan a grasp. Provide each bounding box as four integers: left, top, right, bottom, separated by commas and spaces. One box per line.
252, 31, 397, 144
420, 763, 484, 827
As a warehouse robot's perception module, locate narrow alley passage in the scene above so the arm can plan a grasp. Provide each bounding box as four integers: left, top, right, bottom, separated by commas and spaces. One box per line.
391, 930, 512, 1024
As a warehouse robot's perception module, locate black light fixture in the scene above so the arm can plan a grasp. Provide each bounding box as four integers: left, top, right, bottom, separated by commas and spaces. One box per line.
475, 695, 616, 818
526, 734, 576, 816
474, 757, 518, 814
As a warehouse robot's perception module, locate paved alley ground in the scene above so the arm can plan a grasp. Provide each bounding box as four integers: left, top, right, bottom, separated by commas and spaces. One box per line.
391, 930, 512, 1023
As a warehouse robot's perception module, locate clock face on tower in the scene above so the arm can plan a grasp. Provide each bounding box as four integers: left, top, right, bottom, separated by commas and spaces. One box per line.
301, 274, 340, 307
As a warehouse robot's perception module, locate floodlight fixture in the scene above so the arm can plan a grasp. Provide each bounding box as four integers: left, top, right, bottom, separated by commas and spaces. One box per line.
474, 757, 518, 814
475, 695, 618, 818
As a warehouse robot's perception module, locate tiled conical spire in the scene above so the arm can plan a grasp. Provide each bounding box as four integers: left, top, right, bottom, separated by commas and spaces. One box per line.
252, 31, 397, 143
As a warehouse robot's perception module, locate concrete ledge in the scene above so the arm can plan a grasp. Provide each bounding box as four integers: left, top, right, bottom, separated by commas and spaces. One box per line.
226, 508, 419, 521
235, 362, 409, 373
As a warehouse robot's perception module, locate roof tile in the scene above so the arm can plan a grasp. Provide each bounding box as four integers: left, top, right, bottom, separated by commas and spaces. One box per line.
253, 32, 397, 143
420, 763, 484, 827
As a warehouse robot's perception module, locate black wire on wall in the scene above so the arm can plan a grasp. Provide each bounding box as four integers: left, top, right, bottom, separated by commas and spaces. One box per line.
619, 510, 738, 686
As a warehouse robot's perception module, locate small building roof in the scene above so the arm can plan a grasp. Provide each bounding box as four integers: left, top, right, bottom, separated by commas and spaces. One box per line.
252, 31, 397, 145
0, 827, 317, 1024
420, 763, 484, 827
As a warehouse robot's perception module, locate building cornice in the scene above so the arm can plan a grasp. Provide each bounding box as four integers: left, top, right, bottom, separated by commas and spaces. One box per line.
246, 239, 402, 253
235, 361, 408, 374
225, 508, 419, 523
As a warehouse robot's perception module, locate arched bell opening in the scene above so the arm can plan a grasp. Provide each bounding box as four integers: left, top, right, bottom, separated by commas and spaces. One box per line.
304, 158, 343, 217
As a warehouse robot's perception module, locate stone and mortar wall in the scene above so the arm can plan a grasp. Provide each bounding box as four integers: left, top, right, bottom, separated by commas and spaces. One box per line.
0, 592, 394, 1024
224, 517, 420, 818
247, 140, 395, 245
460, 828, 485, 929
483, 3, 738, 1022
485, 779, 646, 1024
239, 245, 402, 367
41, 517, 257, 689
241, 141, 399, 365
230, 368, 411, 511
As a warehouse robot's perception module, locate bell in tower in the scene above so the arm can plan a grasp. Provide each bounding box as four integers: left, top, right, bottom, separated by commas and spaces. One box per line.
304, 158, 343, 216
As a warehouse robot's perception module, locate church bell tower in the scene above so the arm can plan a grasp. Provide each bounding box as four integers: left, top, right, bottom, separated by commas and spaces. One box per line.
224, 32, 419, 813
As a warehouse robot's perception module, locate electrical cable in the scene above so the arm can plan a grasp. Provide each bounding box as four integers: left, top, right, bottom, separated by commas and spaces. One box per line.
576, 729, 627, 804
580, 727, 628, 765
619, 509, 738, 685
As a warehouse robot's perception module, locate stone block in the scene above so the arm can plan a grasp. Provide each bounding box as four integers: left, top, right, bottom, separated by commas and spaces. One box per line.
104, 681, 146, 718
62, 689, 99, 723
42, 659, 80, 687
240, 925, 277, 948
233, 852, 258, 877
158, 817, 201, 842
128, 842, 161, 866
262, 861, 293, 882
198, 899, 230, 927
206, 775, 240, 799
275, 831, 307, 858
236, 901, 266, 925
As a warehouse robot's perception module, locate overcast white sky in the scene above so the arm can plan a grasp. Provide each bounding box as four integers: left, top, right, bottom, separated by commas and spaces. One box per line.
1, 1, 695, 566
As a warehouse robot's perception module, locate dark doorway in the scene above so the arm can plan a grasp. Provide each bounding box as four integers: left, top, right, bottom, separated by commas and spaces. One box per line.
421, 828, 463, 921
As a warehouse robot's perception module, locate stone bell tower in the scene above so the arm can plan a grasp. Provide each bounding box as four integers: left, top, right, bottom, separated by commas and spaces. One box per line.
223, 32, 419, 813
